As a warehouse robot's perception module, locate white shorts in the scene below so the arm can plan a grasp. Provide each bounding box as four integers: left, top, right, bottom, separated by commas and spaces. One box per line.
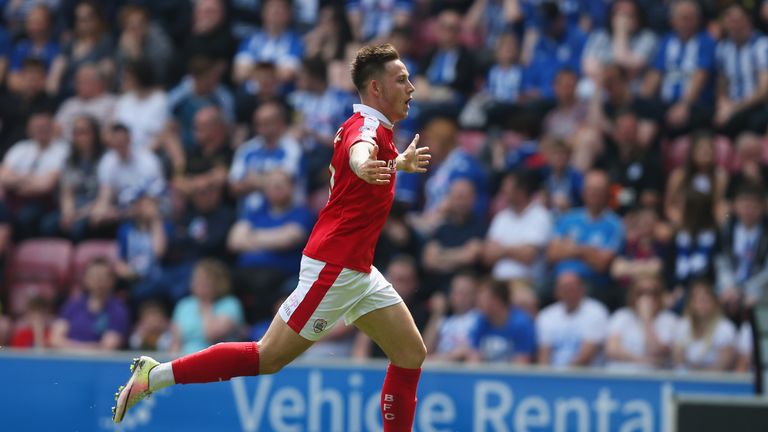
278, 255, 403, 341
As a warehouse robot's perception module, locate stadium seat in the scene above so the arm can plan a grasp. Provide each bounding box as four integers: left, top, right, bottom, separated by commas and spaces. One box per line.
71, 240, 118, 286
7, 238, 74, 289
663, 135, 733, 172
7, 281, 56, 317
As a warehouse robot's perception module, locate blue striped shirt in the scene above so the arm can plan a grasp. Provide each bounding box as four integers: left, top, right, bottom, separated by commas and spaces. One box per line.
235, 30, 304, 70
486, 64, 526, 103
345, 0, 414, 41
716, 32, 768, 102
654, 31, 716, 104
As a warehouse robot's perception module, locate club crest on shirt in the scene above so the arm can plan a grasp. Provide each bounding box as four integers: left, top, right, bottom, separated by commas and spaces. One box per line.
313, 318, 328, 333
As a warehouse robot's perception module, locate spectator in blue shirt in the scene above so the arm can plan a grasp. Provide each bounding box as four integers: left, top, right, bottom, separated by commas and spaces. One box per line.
468, 278, 536, 363
714, 4, 768, 139
482, 31, 531, 129
465, 0, 521, 52
228, 169, 314, 323
346, 0, 413, 42
233, 0, 304, 84
641, 0, 715, 137
525, 2, 587, 102
7, 5, 59, 91
547, 169, 624, 308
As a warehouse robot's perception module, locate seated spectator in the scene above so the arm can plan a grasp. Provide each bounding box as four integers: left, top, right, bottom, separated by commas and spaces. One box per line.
346, 0, 412, 43
414, 9, 475, 119
353, 255, 433, 359
7, 5, 59, 91
541, 137, 583, 213
664, 131, 728, 226
228, 169, 314, 323
172, 106, 233, 197
673, 279, 736, 371
714, 5, 768, 139
174, 0, 236, 84
0, 201, 12, 282
599, 110, 664, 215
374, 201, 422, 272
716, 183, 768, 311
726, 133, 768, 199
167, 56, 235, 152
547, 169, 624, 308
464, 0, 521, 52
665, 190, 720, 311
424, 271, 481, 361
114, 194, 170, 305
475, 31, 528, 130
114, 59, 169, 152
233, 61, 285, 142
129, 300, 173, 351
233, 0, 304, 84
47, 0, 114, 98
641, 0, 715, 136
537, 271, 610, 367
611, 206, 666, 289
422, 179, 486, 294
303, 4, 352, 63
0, 303, 8, 346
468, 279, 536, 364
228, 100, 303, 211
91, 124, 166, 230
50, 257, 129, 351
54, 63, 117, 142
42, 116, 105, 241
605, 275, 677, 371
171, 259, 245, 354
9, 296, 54, 349
736, 321, 753, 372
485, 170, 552, 289
543, 70, 595, 170
0, 58, 56, 158
0, 110, 69, 239
115, 4, 173, 86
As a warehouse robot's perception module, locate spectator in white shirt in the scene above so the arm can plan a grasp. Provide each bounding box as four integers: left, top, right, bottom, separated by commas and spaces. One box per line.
54, 63, 116, 141
537, 271, 610, 367
606, 275, 677, 371
673, 279, 736, 371
735, 320, 753, 372
0, 110, 68, 238
114, 59, 168, 152
423, 271, 481, 362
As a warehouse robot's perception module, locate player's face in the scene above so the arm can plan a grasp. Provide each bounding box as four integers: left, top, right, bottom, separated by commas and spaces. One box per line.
378, 59, 415, 122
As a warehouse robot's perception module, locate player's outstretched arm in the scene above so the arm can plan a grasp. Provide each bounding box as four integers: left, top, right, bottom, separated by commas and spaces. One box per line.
396, 134, 431, 174
350, 141, 394, 185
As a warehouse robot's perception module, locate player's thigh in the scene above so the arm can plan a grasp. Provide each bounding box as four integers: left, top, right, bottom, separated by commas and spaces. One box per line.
353, 301, 427, 369
257, 315, 314, 374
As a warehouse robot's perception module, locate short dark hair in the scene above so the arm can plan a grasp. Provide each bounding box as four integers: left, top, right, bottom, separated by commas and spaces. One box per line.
350, 44, 400, 93
735, 181, 766, 202
482, 279, 510, 306
302, 56, 327, 83
507, 169, 541, 196
21, 57, 47, 72
124, 58, 155, 88
111, 123, 130, 135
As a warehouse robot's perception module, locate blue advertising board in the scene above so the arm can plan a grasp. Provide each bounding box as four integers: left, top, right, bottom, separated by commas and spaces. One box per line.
0, 352, 752, 431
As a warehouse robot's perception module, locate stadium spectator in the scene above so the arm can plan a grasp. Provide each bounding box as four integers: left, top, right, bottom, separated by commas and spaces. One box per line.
228, 0, 262, 41
41, 116, 105, 241
50, 257, 129, 351
673, 279, 736, 371
537, 271, 610, 367
303, 4, 352, 63
114, 59, 169, 152
716, 183, 768, 311
233, 0, 304, 84
0, 58, 56, 159
228, 169, 314, 323
605, 275, 677, 371
0, 110, 68, 239
0, 201, 12, 277
735, 321, 753, 372
423, 271, 481, 362
129, 300, 173, 351
484, 169, 552, 288
546, 169, 624, 308
7, 5, 59, 91
714, 4, 768, 139
228, 100, 303, 211
665, 190, 720, 311
611, 206, 666, 288
172, 106, 233, 198
664, 131, 727, 226
233, 61, 285, 141
468, 278, 536, 364
540, 137, 583, 213
54, 63, 117, 142
373, 201, 422, 272
114, 194, 171, 306
9, 296, 54, 349
464, 0, 521, 51
91, 124, 165, 229
414, 9, 476, 119
174, 0, 236, 84
171, 258, 245, 354
476, 31, 528, 129
47, 0, 114, 99
641, 0, 715, 136
726, 133, 768, 199
0, 21, 9, 86
543, 70, 595, 170
115, 4, 173, 86
346, 0, 413, 43
168, 56, 235, 152
422, 178, 486, 294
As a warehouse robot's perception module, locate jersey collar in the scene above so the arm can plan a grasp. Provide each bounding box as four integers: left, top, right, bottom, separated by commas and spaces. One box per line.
353, 104, 393, 129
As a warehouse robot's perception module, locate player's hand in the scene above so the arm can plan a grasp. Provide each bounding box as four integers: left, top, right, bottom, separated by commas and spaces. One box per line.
396, 134, 431, 173
357, 144, 394, 185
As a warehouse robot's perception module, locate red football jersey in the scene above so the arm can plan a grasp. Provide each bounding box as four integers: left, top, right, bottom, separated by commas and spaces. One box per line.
303, 105, 398, 273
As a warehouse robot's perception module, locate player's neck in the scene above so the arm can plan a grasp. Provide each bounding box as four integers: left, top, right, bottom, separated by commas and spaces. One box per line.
356, 101, 394, 128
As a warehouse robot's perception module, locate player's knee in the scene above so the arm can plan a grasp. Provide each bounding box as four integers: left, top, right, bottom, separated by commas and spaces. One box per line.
390, 340, 427, 369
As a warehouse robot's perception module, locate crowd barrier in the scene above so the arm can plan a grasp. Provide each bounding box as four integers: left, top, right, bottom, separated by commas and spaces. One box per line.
0, 351, 752, 432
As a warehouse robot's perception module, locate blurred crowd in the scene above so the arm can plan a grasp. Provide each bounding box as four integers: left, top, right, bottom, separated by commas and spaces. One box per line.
0, 0, 767, 374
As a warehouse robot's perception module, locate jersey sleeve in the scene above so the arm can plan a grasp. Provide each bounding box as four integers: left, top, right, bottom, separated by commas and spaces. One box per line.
346, 116, 380, 151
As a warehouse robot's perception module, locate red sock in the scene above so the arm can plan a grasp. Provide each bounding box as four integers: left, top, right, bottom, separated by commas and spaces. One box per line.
171, 342, 260, 384
380, 363, 421, 432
